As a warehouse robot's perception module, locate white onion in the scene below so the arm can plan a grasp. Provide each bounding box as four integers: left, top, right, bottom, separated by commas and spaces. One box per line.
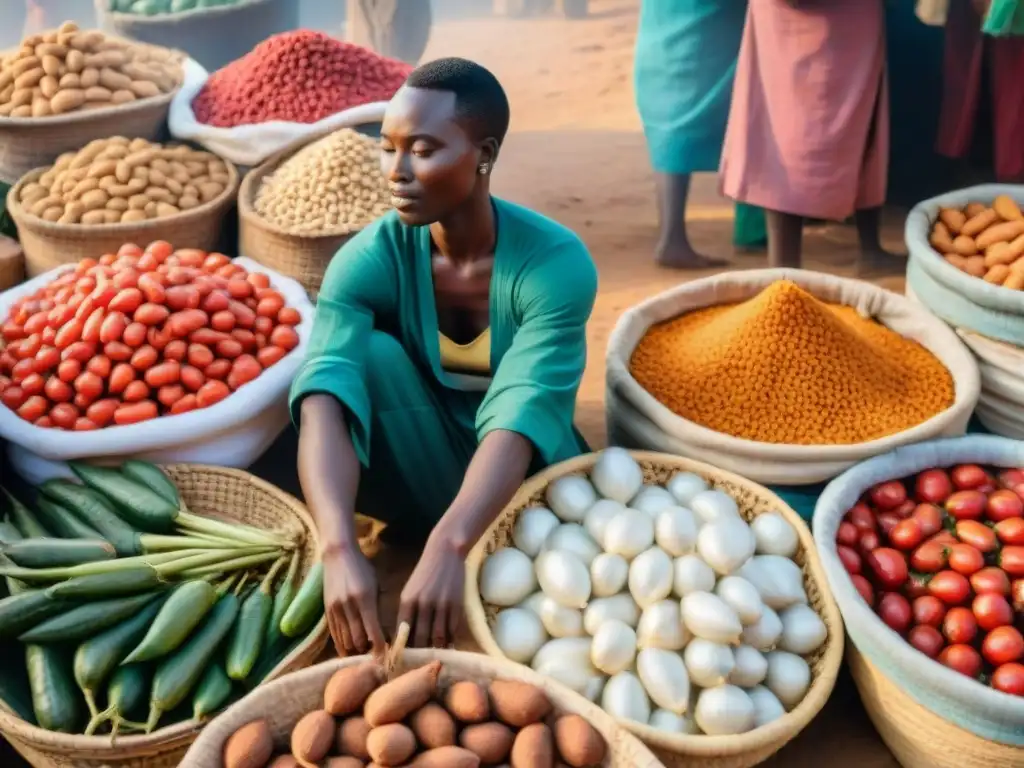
630, 485, 677, 516
649, 709, 700, 735
715, 576, 765, 625
628, 547, 674, 608
697, 516, 755, 575
739, 556, 808, 610
532, 637, 596, 696
694, 685, 755, 735
765, 651, 811, 710
493, 608, 547, 663
681, 592, 743, 645
729, 645, 768, 688
591, 620, 638, 675
517, 592, 546, 616
479, 548, 537, 607
590, 448, 644, 503
751, 513, 800, 558
603, 508, 655, 560
672, 554, 716, 597
655, 506, 699, 557
544, 523, 601, 566
590, 552, 629, 597
683, 638, 735, 688
602, 671, 651, 724
637, 648, 691, 715
512, 506, 559, 557
665, 471, 709, 506
536, 550, 591, 609
689, 489, 740, 524
741, 605, 783, 651
545, 475, 598, 522
748, 685, 786, 727
636, 600, 689, 651
778, 604, 827, 654
584, 499, 625, 548
538, 596, 585, 638
584, 594, 641, 635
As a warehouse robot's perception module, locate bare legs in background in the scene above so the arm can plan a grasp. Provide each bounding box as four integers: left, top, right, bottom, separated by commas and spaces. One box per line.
766, 206, 902, 273
655, 173, 727, 269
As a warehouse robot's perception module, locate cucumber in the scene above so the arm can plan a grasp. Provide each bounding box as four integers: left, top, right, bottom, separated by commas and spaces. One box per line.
0, 521, 23, 543
0, 591, 67, 638
248, 636, 303, 688
26, 644, 83, 733
0, 639, 36, 723
39, 481, 140, 556
122, 579, 217, 664
21, 591, 163, 644
226, 582, 271, 681
279, 562, 324, 639
85, 664, 151, 737
145, 592, 240, 732
192, 662, 232, 719
119, 461, 180, 508
46, 566, 162, 600
250, 554, 298, 681
3, 538, 116, 569
70, 463, 177, 534
0, 523, 28, 597
33, 497, 104, 541
74, 597, 165, 718
1, 488, 50, 538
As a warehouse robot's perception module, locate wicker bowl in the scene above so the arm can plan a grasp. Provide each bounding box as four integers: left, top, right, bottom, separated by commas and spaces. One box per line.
0, 463, 330, 768
180, 647, 664, 767
7, 160, 239, 278
465, 450, 845, 768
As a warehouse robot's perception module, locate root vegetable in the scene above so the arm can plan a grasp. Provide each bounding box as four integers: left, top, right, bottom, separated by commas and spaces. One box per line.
636, 599, 688, 651
536, 550, 591, 609
444, 680, 490, 723
512, 506, 560, 557
545, 475, 598, 522
583, 594, 640, 635
324, 660, 382, 716
407, 746, 481, 767
590, 447, 643, 503
493, 607, 547, 662
409, 702, 456, 749
510, 722, 554, 768
544, 523, 601, 566
479, 548, 536, 607
366, 723, 417, 766
694, 685, 755, 735
459, 722, 515, 764
488, 679, 552, 727
364, 661, 441, 727
291, 710, 335, 767
590, 619, 637, 675
223, 719, 273, 768
553, 714, 607, 767
335, 715, 371, 760
665, 471, 709, 505
601, 671, 650, 723
637, 648, 691, 714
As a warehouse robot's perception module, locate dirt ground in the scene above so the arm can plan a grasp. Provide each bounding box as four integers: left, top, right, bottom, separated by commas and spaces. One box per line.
367, 2, 907, 766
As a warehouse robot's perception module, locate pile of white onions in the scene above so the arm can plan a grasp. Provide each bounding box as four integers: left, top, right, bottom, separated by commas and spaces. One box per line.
479, 448, 828, 737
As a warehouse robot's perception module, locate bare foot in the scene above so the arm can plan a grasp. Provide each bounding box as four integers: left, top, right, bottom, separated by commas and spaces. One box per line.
655, 241, 729, 270
857, 248, 906, 278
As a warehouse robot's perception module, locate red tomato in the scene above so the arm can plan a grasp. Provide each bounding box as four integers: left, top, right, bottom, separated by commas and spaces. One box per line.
870, 481, 907, 511
877, 513, 900, 538
928, 570, 971, 605
942, 606, 977, 644
1014, 579, 1024, 613
908, 625, 945, 659
945, 490, 986, 521
889, 518, 923, 551
912, 595, 947, 628
986, 489, 1024, 522
877, 592, 912, 634
938, 644, 983, 678
996, 518, 1024, 546
915, 469, 953, 504
951, 464, 992, 490
859, 530, 881, 554
973, 593, 1013, 631
982, 626, 1024, 666
910, 539, 951, 573
971, 567, 1011, 596
912, 503, 945, 537
851, 574, 875, 607
847, 503, 876, 532
837, 522, 859, 547
999, 546, 1024, 577
991, 663, 1024, 696
837, 545, 862, 575
866, 548, 908, 590
948, 543, 985, 575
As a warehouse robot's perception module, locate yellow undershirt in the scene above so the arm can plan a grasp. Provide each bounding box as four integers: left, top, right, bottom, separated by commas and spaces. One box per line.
438, 328, 492, 376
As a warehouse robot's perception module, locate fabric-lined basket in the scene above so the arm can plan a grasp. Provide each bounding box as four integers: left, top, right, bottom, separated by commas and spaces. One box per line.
179, 641, 664, 767
464, 450, 844, 768
0, 463, 329, 768
7, 160, 238, 277
95, 0, 298, 73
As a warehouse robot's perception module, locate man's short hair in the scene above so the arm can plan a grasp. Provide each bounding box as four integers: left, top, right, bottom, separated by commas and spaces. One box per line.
405, 57, 511, 147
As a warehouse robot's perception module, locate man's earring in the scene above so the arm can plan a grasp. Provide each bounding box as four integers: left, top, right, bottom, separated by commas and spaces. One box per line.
478, 164, 489, 175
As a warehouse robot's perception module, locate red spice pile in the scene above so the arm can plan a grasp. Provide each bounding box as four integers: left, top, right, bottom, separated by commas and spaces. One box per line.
192, 30, 412, 127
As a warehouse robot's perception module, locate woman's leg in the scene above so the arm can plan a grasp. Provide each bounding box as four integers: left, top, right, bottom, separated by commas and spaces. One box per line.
355, 331, 477, 542
766, 210, 803, 268
654, 173, 728, 269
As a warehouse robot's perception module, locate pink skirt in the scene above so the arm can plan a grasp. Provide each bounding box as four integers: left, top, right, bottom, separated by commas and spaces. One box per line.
719, 0, 889, 220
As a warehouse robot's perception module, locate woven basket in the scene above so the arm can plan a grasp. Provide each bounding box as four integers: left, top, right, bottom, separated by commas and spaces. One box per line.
7, 160, 239, 278
0, 463, 332, 768
179, 636, 664, 767
847, 645, 1022, 768
464, 450, 845, 768
95, 0, 298, 73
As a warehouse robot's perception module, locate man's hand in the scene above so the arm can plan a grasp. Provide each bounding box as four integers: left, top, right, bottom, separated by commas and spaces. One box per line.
323, 546, 385, 656
397, 534, 465, 648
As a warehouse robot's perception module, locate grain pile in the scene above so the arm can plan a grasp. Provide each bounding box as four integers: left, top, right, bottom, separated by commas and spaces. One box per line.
629, 281, 955, 445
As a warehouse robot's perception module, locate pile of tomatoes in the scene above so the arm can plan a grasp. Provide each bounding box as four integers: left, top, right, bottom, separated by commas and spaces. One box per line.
0, 242, 302, 430
837, 463, 1024, 697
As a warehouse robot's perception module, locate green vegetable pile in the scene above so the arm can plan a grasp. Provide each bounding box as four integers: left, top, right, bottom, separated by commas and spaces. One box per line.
0, 460, 325, 739
108, 0, 248, 14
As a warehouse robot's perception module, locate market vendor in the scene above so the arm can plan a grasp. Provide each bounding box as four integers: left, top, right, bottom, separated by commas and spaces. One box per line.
290, 58, 597, 654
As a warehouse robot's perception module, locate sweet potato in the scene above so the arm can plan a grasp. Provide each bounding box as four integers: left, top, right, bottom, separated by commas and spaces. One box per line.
459, 722, 515, 764
336, 715, 372, 760
445, 680, 490, 723
488, 680, 552, 727
291, 710, 336, 768
267, 757, 299, 768
510, 722, 554, 768
407, 746, 481, 767
366, 723, 417, 766
324, 660, 383, 716
409, 702, 456, 749
324, 759, 364, 768
364, 661, 442, 727
223, 719, 273, 768
553, 715, 607, 767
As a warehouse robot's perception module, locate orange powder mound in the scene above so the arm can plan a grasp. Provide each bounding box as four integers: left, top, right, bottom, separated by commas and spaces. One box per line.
628, 281, 955, 445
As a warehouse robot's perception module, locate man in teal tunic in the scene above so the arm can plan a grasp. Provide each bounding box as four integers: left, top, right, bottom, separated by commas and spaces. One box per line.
290, 58, 597, 653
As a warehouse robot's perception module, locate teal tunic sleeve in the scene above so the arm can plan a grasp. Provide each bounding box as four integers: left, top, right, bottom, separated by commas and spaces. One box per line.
288, 219, 398, 465
476, 238, 598, 465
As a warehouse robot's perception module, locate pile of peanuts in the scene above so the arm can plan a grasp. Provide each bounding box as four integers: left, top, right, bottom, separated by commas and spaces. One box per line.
253, 128, 390, 236
18, 137, 233, 225
0, 22, 180, 118
928, 195, 1024, 291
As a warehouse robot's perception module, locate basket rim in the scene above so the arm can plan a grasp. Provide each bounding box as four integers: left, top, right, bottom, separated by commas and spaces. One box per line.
0, 462, 327, 757
98, 0, 283, 24
464, 449, 845, 757
237, 126, 376, 241
7, 155, 239, 237
0, 82, 179, 129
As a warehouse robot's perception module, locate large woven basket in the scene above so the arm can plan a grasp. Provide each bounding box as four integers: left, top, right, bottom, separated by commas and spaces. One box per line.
465, 451, 845, 768
95, 0, 298, 73
179, 645, 664, 767
847, 645, 1021, 768
7, 160, 239, 278
0, 463, 331, 768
